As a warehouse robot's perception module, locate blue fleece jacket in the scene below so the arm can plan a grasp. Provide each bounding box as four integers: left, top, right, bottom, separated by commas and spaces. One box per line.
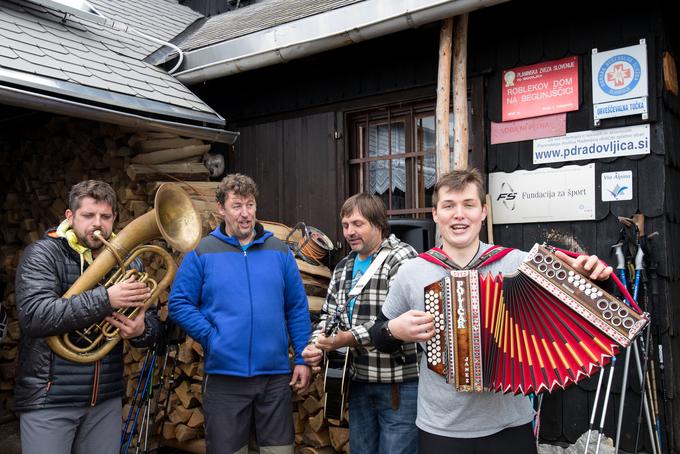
169, 224, 311, 377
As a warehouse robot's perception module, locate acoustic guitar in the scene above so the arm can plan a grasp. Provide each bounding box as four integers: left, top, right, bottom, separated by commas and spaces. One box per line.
323, 344, 350, 421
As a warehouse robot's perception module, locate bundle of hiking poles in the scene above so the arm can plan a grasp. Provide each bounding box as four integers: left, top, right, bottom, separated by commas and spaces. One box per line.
582, 214, 667, 454
120, 322, 182, 454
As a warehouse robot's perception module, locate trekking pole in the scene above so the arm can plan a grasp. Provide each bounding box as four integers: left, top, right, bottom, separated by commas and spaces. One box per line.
156, 322, 183, 451
583, 368, 606, 454
121, 349, 153, 446
614, 242, 638, 453
124, 349, 156, 454
632, 332, 658, 454
644, 231, 667, 452
124, 349, 158, 454
595, 357, 617, 454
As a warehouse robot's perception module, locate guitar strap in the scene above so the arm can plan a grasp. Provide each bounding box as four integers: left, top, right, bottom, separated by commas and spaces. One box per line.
348, 248, 390, 297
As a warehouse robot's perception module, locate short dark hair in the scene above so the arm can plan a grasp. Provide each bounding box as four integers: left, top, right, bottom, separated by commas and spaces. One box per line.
433, 168, 486, 206
68, 180, 117, 213
216, 173, 259, 205
340, 193, 390, 238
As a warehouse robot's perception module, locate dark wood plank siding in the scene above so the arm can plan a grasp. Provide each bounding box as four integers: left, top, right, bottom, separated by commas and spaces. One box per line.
231, 112, 341, 245
198, 0, 676, 450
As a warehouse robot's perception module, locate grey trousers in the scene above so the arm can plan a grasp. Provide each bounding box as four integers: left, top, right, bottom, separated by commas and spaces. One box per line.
19, 397, 121, 454
203, 374, 294, 454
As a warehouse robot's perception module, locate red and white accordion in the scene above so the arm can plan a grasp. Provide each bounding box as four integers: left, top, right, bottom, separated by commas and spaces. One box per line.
424, 244, 650, 395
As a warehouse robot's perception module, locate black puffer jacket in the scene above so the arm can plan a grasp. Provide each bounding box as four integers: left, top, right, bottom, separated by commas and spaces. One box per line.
14, 232, 161, 411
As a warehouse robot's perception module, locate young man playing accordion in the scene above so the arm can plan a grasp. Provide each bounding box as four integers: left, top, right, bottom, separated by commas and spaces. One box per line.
370, 169, 613, 454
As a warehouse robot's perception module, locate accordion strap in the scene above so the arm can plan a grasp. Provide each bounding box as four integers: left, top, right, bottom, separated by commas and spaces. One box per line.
419, 244, 513, 271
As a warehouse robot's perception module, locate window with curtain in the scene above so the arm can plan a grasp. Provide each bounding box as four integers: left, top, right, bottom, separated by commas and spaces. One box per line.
348, 101, 457, 218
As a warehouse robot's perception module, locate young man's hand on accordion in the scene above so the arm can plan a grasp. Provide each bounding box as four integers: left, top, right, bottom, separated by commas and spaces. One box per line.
554, 251, 614, 281
386, 310, 435, 343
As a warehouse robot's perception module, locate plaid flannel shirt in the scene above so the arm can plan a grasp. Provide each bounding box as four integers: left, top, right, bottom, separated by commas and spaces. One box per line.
313, 234, 419, 382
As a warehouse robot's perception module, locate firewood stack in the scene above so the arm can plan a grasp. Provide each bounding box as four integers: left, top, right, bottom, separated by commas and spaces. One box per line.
0, 116, 343, 453
0, 117, 211, 425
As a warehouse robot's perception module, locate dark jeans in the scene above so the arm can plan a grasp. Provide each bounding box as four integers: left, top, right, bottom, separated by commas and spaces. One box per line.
419, 422, 537, 454
348, 379, 419, 454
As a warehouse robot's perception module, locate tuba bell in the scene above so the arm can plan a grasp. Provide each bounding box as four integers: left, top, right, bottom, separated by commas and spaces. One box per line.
46, 183, 202, 363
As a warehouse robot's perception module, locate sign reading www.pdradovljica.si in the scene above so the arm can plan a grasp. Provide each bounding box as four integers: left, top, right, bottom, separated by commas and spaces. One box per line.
533, 124, 650, 164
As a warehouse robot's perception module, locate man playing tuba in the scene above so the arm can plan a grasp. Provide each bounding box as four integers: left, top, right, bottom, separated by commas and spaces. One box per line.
15, 180, 161, 454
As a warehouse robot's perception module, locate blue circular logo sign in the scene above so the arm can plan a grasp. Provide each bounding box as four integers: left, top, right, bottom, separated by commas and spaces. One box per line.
597, 54, 641, 96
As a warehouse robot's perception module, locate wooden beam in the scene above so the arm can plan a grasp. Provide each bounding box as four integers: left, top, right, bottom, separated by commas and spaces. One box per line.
126, 163, 209, 181
435, 18, 453, 178
452, 14, 469, 170
130, 144, 211, 165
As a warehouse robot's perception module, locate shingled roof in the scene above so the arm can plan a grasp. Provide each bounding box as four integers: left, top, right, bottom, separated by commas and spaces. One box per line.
177, 0, 363, 52
0, 0, 236, 143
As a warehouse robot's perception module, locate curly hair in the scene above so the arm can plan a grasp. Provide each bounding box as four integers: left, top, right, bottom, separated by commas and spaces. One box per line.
215, 173, 259, 205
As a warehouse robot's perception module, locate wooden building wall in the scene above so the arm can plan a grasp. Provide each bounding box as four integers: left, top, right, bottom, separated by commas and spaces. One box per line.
195, 1, 676, 451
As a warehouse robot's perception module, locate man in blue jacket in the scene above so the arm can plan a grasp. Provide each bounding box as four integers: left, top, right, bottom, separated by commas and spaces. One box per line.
169, 173, 311, 454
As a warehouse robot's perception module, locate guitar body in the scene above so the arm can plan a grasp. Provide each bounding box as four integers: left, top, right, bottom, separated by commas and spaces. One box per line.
323, 346, 350, 421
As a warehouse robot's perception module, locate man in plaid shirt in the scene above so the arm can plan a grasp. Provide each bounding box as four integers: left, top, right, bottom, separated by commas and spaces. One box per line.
302, 193, 419, 454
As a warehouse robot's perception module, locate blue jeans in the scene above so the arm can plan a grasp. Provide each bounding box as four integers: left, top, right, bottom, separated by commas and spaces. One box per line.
348, 380, 418, 454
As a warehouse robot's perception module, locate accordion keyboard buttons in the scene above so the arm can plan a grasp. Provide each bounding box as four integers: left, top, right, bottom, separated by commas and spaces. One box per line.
425, 290, 443, 365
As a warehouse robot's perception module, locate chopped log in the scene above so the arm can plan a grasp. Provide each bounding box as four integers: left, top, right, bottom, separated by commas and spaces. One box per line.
127, 200, 150, 218
186, 408, 204, 428
191, 341, 204, 357
190, 383, 203, 404
307, 296, 325, 313
129, 347, 146, 362
5, 321, 20, 341
174, 381, 197, 409
313, 374, 325, 398
175, 424, 199, 442
131, 145, 211, 165
179, 362, 199, 378
302, 395, 323, 414
126, 163, 209, 182
177, 339, 195, 363
168, 405, 194, 424
161, 421, 178, 440
293, 411, 305, 434
308, 410, 325, 433
300, 448, 336, 454
296, 260, 331, 279
303, 428, 331, 448
136, 138, 204, 153
146, 181, 219, 198
329, 426, 349, 452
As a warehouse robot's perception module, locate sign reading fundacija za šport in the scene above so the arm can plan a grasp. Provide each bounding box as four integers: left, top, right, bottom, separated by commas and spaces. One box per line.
532, 124, 650, 164
489, 163, 595, 224
489, 164, 595, 224
502, 56, 579, 122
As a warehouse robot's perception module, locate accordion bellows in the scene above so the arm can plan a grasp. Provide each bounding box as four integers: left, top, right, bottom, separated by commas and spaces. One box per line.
424, 244, 650, 395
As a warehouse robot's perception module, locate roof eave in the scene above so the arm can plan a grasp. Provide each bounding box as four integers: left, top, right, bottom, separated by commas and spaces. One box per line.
0, 83, 239, 144
173, 0, 510, 85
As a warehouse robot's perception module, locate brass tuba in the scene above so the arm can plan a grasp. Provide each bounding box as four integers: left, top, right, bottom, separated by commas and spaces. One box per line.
46, 183, 202, 363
